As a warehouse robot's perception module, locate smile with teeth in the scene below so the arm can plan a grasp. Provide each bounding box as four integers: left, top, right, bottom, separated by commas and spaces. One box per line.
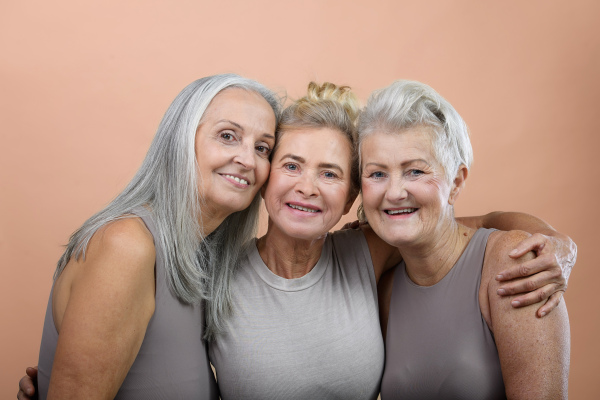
222, 174, 249, 185
385, 208, 417, 215
288, 203, 320, 213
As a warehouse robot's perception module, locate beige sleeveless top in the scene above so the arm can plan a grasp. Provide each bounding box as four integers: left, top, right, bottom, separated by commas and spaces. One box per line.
37, 207, 219, 399
381, 228, 506, 399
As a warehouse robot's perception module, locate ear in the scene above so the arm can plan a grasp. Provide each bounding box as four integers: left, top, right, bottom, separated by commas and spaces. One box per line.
343, 190, 359, 215
448, 164, 468, 205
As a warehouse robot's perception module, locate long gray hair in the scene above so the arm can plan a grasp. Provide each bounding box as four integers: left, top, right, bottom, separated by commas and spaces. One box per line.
55, 74, 281, 331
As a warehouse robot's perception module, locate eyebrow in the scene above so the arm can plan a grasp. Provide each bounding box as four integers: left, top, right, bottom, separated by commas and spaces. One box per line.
279, 154, 344, 173
364, 159, 429, 169
217, 119, 275, 140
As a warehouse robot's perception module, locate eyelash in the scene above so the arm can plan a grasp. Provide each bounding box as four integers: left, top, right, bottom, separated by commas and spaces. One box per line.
407, 169, 424, 177
322, 171, 338, 179
219, 131, 272, 157
284, 163, 299, 172
219, 131, 236, 142
368, 171, 387, 179
256, 145, 271, 156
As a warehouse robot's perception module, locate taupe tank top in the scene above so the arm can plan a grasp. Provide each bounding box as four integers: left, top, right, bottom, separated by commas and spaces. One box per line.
380, 228, 506, 399
37, 207, 219, 399
209, 229, 384, 399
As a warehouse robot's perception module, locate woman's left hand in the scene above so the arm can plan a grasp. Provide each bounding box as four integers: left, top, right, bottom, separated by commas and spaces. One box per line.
495, 232, 577, 317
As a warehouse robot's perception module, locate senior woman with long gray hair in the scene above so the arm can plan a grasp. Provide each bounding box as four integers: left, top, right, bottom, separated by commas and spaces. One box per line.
360, 80, 570, 399
27, 74, 281, 399
19, 78, 575, 400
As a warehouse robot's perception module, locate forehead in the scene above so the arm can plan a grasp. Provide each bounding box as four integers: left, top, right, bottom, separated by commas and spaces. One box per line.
275, 127, 352, 163
203, 88, 275, 123
362, 126, 436, 162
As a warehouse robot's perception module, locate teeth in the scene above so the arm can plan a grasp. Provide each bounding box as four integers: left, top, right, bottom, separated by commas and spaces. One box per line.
386, 208, 416, 215
224, 175, 249, 185
288, 204, 318, 213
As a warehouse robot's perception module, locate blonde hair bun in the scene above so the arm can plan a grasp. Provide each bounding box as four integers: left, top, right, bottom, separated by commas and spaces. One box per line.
302, 82, 361, 123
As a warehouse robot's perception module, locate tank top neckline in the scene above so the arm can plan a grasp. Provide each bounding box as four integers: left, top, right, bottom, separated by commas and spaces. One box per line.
400, 228, 491, 290
246, 235, 331, 292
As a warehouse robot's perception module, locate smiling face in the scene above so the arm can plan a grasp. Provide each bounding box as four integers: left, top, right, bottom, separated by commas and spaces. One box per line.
195, 88, 276, 227
360, 126, 465, 248
263, 127, 355, 241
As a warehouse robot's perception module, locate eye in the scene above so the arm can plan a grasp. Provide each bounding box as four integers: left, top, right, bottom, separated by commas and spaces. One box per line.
408, 169, 424, 177
323, 171, 338, 179
369, 171, 386, 179
284, 163, 299, 172
219, 131, 236, 142
255, 144, 272, 156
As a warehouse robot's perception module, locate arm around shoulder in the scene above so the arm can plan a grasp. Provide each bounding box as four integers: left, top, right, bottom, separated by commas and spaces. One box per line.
482, 230, 570, 399
360, 224, 402, 282
48, 217, 156, 400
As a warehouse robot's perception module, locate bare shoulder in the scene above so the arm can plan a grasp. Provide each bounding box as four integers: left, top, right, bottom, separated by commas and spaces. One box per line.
484, 230, 534, 274
480, 230, 534, 329
56, 216, 156, 310
80, 216, 156, 275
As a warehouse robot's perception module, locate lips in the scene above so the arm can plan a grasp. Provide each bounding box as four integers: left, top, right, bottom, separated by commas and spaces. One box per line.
220, 173, 251, 187
287, 203, 321, 213
384, 207, 418, 215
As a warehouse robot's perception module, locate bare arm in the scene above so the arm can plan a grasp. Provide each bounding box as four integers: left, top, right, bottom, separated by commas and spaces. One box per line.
458, 211, 576, 316
481, 230, 570, 399
360, 225, 402, 282
47, 218, 156, 399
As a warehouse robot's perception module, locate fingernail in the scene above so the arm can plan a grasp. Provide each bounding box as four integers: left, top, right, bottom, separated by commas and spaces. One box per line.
512, 300, 521, 307
509, 249, 518, 256
496, 274, 503, 280
497, 288, 506, 295
540, 311, 546, 317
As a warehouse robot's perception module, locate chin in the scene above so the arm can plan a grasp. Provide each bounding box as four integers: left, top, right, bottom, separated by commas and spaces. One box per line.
282, 226, 328, 242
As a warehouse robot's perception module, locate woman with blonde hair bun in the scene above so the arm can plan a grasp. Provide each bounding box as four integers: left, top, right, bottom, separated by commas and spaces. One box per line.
206, 81, 575, 399
19, 80, 574, 400
207, 82, 387, 399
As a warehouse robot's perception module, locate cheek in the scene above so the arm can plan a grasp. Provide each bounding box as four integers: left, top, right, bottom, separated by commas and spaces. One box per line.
361, 182, 381, 208
256, 159, 271, 186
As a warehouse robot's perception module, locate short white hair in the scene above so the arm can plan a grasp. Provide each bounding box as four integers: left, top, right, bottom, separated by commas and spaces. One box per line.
358, 80, 473, 182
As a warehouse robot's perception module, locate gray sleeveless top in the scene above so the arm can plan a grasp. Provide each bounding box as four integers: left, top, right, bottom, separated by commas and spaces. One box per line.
209, 229, 384, 400
37, 207, 219, 399
380, 228, 506, 400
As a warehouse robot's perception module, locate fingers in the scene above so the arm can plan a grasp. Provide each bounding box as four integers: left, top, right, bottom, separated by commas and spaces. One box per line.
537, 291, 564, 317
17, 376, 35, 398
26, 366, 38, 379
496, 253, 561, 282
497, 270, 555, 296
502, 282, 560, 309
508, 233, 547, 259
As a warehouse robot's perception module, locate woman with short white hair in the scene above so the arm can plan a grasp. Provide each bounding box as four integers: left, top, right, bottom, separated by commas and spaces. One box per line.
360, 80, 570, 399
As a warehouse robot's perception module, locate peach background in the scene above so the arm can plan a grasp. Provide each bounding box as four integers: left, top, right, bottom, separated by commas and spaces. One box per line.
1, 0, 599, 397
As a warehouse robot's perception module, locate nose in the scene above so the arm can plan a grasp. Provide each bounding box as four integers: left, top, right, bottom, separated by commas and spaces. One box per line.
234, 143, 257, 170
384, 176, 408, 203
295, 173, 318, 198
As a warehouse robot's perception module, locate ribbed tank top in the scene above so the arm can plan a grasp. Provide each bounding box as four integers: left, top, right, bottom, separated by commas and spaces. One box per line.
209, 229, 384, 400
37, 206, 219, 399
380, 228, 506, 399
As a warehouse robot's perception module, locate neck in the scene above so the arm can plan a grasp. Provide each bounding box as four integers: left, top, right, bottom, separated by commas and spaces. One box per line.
199, 206, 229, 237
398, 219, 475, 286
257, 219, 327, 279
